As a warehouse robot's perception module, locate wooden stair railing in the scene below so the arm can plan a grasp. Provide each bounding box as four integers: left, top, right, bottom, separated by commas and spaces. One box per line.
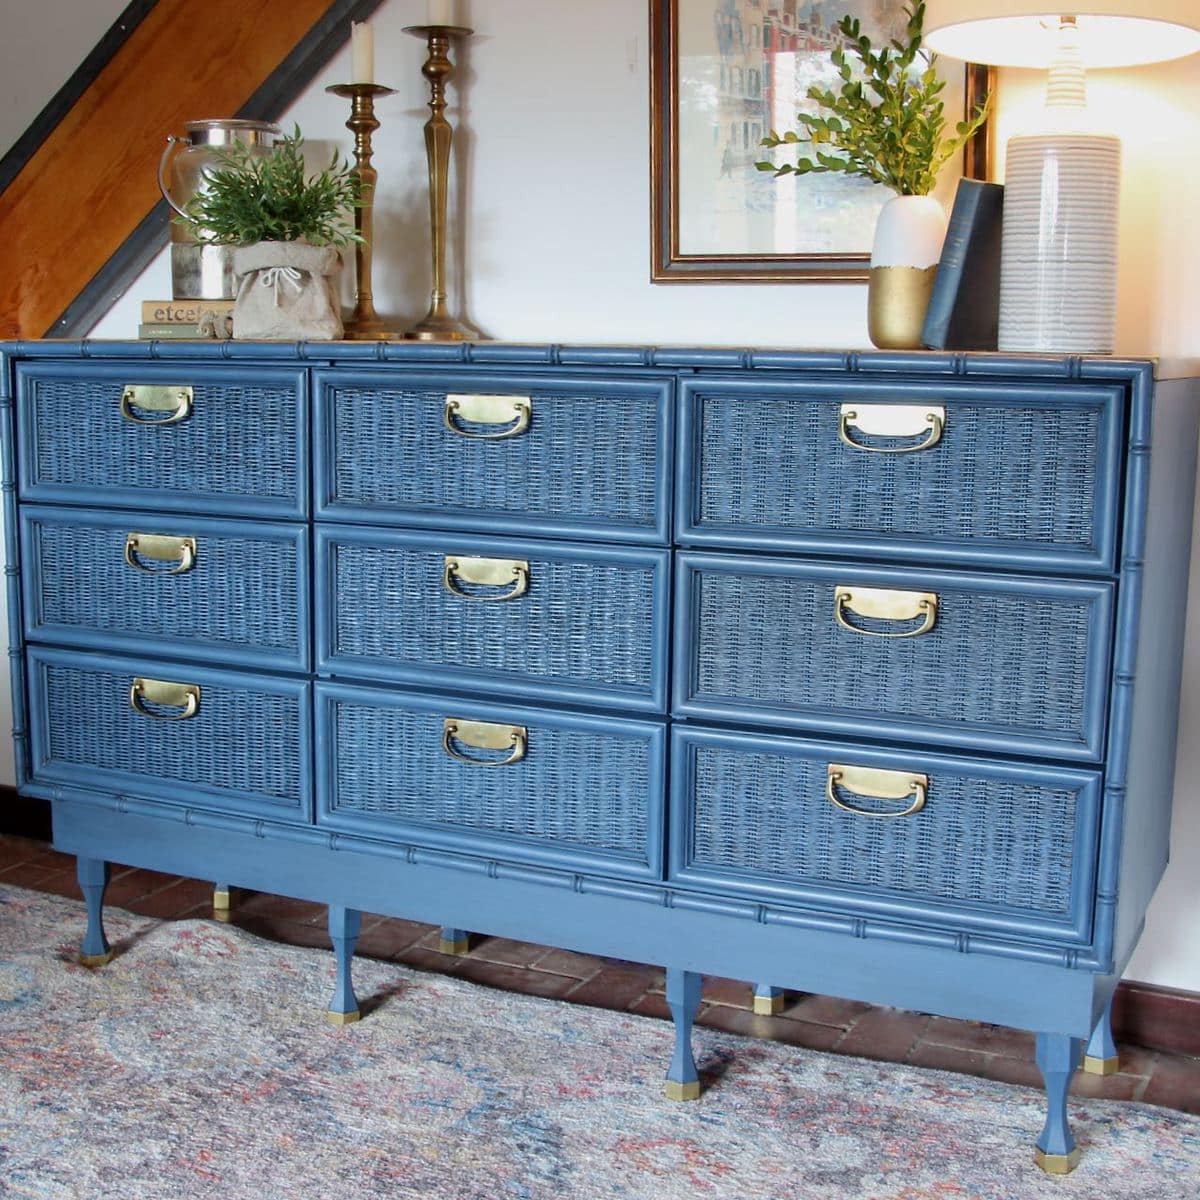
0, 0, 384, 340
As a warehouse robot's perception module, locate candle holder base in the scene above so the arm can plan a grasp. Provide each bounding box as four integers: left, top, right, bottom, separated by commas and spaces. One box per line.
405, 312, 479, 342
344, 316, 401, 341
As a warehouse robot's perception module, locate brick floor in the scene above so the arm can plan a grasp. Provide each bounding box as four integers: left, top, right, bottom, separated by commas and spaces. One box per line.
1, 832, 1195, 1113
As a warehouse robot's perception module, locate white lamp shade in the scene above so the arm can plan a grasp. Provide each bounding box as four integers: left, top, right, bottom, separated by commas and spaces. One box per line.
923, 0, 1200, 67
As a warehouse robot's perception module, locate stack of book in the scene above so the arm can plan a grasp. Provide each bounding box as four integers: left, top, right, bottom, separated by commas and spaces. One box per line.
138, 299, 234, 340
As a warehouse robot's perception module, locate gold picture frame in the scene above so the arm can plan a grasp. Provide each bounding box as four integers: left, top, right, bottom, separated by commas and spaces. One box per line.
650, 0, 993, 283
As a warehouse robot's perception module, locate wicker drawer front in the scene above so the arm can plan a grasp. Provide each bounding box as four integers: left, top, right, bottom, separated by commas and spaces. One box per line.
676, 554, 1113, 761
21, 508, 309, 671
317, 684, 665, 878
26, 648, 311, 821
16, 362, 307, 518
671, 727, 1101, 946
318, 527, 668, 711
680, 376, 1123, 570
315, 369, 672, 542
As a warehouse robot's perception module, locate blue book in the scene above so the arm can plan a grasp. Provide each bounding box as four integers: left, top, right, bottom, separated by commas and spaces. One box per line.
922, 180, 1004, 351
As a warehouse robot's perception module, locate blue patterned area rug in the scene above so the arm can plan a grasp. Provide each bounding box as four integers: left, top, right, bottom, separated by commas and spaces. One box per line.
2, 883, 1198, 1200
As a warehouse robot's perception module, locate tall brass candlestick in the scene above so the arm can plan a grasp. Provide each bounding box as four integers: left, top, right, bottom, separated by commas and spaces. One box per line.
326, 82, 397, 340
403, 24, 478, 341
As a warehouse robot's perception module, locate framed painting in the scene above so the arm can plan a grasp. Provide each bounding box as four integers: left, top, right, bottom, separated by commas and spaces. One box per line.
650, 0, 993, 282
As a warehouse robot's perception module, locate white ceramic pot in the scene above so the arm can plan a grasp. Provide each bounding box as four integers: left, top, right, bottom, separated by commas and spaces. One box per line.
998, 132, 1120, 354
868, 194, 947, 349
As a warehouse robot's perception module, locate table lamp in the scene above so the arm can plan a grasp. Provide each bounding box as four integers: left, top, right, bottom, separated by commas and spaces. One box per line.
923, 2, 1200, 353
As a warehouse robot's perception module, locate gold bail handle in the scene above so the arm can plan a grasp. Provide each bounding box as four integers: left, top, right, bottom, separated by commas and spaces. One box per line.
443, 394, 531, 439
826, 764, 928, 818
129, 677, 201, 721
124, 533, 197, 575
838, 403, 944, 453
834, 585, 938, 638
442, 719, 527, 766
121, 385, 193, 425
442, 556, 529, 601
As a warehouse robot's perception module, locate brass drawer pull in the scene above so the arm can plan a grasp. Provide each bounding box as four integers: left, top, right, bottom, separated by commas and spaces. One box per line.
838, 403, 944, 453
444, 393, 531, 440
129, 677, 201, 721
124, 533, 197, 575
120, 385, 193, 425
442, 718, 527, 766
826, 764, 928, 819
835, 585, 938, 638
443, 556, 529, 601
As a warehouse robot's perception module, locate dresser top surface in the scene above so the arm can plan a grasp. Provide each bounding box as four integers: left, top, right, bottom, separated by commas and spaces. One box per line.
0, 339, 1190, 384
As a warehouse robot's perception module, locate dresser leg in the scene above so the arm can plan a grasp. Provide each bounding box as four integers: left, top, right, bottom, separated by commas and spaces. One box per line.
438, 926, 471, 956
212, 883, 234, 923
752, 984, 786, 1015
327, 905, 362, 1026
1034, 1033, 1082, 1174
77, 857, 113, 967
663, 968, 703, 1101
1083, 995, 1119, 1075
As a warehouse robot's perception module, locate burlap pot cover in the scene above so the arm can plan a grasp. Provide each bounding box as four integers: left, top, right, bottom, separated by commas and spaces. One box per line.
232, 241, 343, 340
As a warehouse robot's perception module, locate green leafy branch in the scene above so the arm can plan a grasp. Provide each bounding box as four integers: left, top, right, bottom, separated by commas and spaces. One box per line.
177, 126, 363, 248
756, 2, 990, 196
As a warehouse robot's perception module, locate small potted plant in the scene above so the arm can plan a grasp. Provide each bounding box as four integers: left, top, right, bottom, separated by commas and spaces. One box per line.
757, 2, 989, 348
176, 126, 362, 340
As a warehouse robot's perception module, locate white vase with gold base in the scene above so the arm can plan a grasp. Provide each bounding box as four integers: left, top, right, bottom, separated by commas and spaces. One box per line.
867, 193, 946, 349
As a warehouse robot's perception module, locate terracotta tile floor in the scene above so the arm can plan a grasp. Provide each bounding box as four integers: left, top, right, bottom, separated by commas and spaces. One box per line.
3, 831, 1198, 1114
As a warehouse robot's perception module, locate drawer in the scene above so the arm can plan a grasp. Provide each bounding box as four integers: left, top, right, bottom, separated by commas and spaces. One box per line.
21, 508, 309, 671
671, 726, 1101, 947
317, 683, 665, 879
675, 554, 1113, 761
16, 361, 307, 518
26, 648, 311, 821
314, 369, 673, 543
317, 527, 668, 711
678, 375, 1124, 571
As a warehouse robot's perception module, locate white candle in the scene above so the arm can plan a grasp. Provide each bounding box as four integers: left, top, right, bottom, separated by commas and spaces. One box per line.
351, 21, 374, 83
428, 0, 456, 25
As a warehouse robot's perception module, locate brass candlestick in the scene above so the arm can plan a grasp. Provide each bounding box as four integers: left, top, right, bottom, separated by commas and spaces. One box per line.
326, 82, 398, 340
403, 25, 478, 341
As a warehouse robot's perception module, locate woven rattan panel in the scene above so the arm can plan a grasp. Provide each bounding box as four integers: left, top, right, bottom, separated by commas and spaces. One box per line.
696, 394, 1103, 549
29, 377, 300, 502
691, 745, 1079, 917
331, 541, 657, 694
331, 699, 650, 858
30, 520, 301, 654
692, 570, 1095, 741
330, 386, 660, 527
41, 663, 302, 807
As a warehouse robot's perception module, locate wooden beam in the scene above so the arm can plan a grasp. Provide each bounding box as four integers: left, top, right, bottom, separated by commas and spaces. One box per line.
0, 0, 383, 340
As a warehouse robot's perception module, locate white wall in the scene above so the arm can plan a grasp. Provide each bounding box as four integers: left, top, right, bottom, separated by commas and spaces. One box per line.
22, 1, 1200, 990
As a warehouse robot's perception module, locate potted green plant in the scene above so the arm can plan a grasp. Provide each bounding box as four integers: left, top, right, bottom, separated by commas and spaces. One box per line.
757, 2, 990, 348
176, 126, 362, 340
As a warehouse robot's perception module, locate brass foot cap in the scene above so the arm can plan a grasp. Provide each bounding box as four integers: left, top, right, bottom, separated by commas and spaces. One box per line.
327, 1009, 361, 1027
438, 937, 470, 957
79, 950, 114, 968
1083, 1053, 1120, 1076
212, 910, 234, 924
1035, 1147, 1081, 1175
663, 1079, 701, 1102
213, 888, 232, 912
753, 994, 786, 1016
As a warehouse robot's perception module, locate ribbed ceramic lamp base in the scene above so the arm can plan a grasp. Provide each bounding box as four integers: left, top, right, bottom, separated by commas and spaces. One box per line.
998, 132, 1121, 354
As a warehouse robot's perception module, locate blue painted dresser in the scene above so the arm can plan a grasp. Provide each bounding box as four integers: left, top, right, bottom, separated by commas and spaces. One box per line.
2, 340, 1196, 1173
